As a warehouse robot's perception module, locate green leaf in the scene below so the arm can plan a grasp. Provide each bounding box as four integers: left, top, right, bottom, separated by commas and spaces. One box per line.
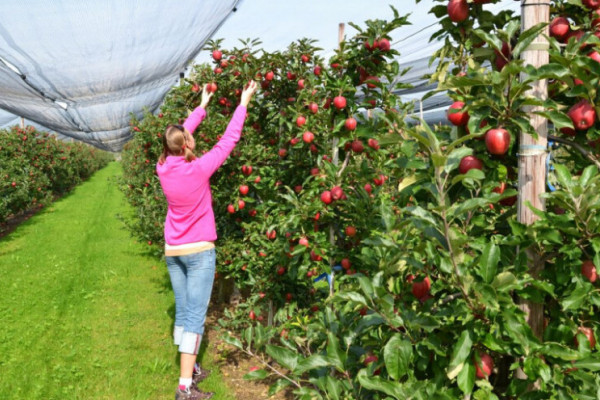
244, 369, 268, 380
296, 354, 331, 374
457, 359, 475, 395
492, 272, 519, 292
512, 22, 546, 58
479, 241, 500, 284
357, 370, 405, 399
223, 333, 243, 350
574, 357, 600, 371
561, 284, 589, 311
268, 379, 291, 396
327, 332, 346, 372
325, 375, 342, 400
447, 330, 473, 380
266, 344, 298, 371
384, 334, 413, 380
553, 164, 573, 189
473, 29, 503, 53
533, 110, 573, 130
542, 342, 579, 361
398, 173, 428, 193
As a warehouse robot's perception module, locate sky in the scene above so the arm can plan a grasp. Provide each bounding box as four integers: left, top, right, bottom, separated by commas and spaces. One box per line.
193, 0, 519, 67
193, 0, 440, 65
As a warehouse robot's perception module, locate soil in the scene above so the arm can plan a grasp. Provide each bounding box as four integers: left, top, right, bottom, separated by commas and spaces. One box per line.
204, 304, 294, 400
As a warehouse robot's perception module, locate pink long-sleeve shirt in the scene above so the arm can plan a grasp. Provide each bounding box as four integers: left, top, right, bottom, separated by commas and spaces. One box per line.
156, 105, 247, 245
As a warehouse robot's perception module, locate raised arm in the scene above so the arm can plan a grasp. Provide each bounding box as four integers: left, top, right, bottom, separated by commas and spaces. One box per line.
195, 81, 258, 177
182, 84, 214, 149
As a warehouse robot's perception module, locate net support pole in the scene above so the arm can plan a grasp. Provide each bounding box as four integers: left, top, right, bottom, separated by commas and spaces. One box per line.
516, 0, 549, 381
329, 22, 345, 297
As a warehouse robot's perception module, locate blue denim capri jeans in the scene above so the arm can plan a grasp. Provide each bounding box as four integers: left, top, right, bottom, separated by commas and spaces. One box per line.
166, 248, 216, 355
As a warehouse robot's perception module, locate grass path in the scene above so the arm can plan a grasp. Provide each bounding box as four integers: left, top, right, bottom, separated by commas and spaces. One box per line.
0, 162, 235, 400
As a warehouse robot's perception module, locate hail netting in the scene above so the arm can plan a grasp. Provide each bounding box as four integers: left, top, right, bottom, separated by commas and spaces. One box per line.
0, 0, 238, 151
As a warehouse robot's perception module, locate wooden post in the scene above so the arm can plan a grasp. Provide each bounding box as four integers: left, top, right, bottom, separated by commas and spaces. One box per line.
517, 0, 549, 380
328, 23, 345, 297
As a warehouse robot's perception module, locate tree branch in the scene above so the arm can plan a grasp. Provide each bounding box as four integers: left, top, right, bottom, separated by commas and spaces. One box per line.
548, 134, 600, 170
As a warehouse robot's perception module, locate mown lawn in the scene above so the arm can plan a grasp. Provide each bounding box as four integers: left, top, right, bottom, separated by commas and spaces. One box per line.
0, 162, 234, 400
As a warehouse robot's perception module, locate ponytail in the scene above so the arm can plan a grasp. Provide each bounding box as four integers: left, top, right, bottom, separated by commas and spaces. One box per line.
158, 125, 196, 164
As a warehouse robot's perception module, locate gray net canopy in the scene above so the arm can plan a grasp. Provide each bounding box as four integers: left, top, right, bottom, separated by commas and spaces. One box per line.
0, 1, 239, 151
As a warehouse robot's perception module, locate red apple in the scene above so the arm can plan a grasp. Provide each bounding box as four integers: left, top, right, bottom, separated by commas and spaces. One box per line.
277, 266, 286, 275
411, 276, 431, 300
239, 185, 249, 195
207, 82, 218, 93
474, 352, 494, 379
583, 0, 600, 9
192, 83, 200, 93
459, 155, 483, 174
287, 71, 296, 80
314, 65, 322, 76
494, 42, 511, 71
368, 138, 380, 150
589, 51, 600, 63
364, 355, 378, 365
345, 226, 357, 237
365, 76, 380, 88
227, 204, 235, 214
298, 79, 305, 90
593, 9, 600, 27
212, 50, 222, 61
582, 260, 598, 283
296, 116, 306, 127
303, 131, 315, 143
351, 140, 364, 153
321, 190, 333, 204
485, 128, 511, 155
364, 183, 372, 194
238, 199, 245, 210
267, 230, 276, 240
448, 0, 469, 23
550, 17, 570, 42
310, 250, 322, 261
242, 165, 253, 176
309, 102, 319, 114
333, 96, 347, 110
331, 186, 344, 200
249, 310, 256, 320
378, 38, 391, 51
341, 258, 351, 270
447, 101, 469, 126
301, 54, 310, 63
265, 71, 275, 81
278, 148, 287, 157
345, 117, 357, 131
568, 99, 596, 130
299, 237, 309, 247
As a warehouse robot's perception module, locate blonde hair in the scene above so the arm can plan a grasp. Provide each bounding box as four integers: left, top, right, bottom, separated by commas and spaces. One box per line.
158, 124, 196, 164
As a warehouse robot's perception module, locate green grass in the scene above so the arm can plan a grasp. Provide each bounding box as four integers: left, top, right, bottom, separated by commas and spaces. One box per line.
0, 162, 235, 400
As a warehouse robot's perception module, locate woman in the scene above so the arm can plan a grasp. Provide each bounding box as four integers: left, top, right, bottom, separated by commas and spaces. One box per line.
156, 80, 258, 400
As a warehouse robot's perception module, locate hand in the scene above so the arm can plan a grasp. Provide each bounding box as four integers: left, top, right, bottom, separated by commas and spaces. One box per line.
200, 84, 214, 109
240, 80, 258, 107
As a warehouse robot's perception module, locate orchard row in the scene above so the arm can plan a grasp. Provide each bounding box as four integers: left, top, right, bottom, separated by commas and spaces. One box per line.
121, 2, 599, 398
0, 126, 113, 226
